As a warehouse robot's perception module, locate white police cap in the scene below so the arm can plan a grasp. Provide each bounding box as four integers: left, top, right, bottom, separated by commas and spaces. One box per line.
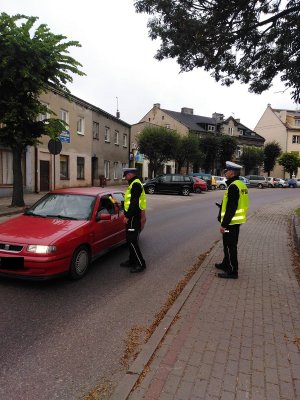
225, 161, 243, 170
123, 168, 138, 176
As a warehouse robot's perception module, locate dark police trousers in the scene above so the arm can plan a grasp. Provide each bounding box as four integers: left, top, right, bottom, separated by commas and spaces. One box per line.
222, 224, 240, 273
126, 217, 145, 268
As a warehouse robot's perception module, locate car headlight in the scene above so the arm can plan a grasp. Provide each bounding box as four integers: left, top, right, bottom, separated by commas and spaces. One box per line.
27, 245, 57, 254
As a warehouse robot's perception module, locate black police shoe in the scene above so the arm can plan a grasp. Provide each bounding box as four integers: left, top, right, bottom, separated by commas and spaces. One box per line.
130, 264, 146, 273
217, 271, 238, 279
215, 263, 227, 271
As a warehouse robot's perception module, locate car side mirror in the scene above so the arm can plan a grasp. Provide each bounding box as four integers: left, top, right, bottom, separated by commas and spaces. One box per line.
96, 212, 112, 222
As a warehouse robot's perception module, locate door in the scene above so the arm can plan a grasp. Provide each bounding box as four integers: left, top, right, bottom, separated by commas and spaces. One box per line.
40, 160, 50, 191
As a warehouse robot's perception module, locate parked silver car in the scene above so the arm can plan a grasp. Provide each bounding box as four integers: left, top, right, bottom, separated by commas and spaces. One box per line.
245, 175, 268, 188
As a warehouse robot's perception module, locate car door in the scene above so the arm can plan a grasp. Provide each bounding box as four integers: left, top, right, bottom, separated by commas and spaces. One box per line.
156, 175, 172, 193
91, 193, 124, 255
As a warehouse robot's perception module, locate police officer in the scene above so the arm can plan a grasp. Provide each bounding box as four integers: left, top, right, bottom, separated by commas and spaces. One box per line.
215, 161, 249, 279
120, 168, 147, 273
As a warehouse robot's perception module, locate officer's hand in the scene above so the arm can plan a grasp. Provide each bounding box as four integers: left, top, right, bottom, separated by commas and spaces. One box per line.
124, 216, 129, 224
220, 226, 226, 234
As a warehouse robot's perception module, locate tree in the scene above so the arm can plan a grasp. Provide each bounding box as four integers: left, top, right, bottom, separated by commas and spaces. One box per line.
135, 0, 300, 103
278, 152, 300, 178
198, 136, 218, 173
239, 146, 264, 175
174, 133, 202, 173
137, 126, 180, 177
0, 13, 85, 206
263, 141, 282, 176
217, 135, 238, 170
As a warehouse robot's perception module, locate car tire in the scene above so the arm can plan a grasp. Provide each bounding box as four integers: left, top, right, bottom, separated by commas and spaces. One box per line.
182, 188, 190, 196
219, 184, 226, 190
278, 184, 283, 188
257, 183, 264, 189
147, 186, 155, 194
268, 184, 273, 188
69, 245, 90, 279
195, 187, 202, 193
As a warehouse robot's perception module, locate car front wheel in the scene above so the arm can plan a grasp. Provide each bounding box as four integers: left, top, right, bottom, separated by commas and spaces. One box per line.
257, 183, 264, 189
69, 245, 91, 279
182, 188, 190, 196
219, 184, 226, 190
147, 186, 155, 194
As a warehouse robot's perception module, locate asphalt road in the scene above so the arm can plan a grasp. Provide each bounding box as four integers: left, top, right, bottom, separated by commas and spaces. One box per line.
0, 188, 298, 400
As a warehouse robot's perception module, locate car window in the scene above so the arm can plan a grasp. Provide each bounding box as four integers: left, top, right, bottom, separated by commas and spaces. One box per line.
184, 176, 191, 182
160, 175, 171, 182
112, 192, 125, 210
29, 193, 95, 220
99, 195, 116, 215
172, 175, 183, 182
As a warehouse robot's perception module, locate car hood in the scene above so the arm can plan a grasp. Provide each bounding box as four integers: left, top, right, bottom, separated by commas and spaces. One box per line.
0, 215, 88, 245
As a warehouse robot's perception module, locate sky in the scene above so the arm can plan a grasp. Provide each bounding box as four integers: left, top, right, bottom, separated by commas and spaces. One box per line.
1, 0, 298, 130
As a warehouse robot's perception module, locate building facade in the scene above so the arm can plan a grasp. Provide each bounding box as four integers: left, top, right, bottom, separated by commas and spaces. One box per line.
0, 89, 130, 197
255, 105, 300, 178
132, 103, 264, 179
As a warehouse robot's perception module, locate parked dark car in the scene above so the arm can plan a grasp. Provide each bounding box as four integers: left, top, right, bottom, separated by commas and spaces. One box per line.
143, 174, 194, 196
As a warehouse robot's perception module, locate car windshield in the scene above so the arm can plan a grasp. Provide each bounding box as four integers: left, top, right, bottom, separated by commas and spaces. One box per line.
26, 193, 96, 220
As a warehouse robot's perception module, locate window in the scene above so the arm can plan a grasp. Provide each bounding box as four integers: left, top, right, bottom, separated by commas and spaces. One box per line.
292, 135, 300, 144
113, 162, 119, 179
77, 117, 84, 135
104, 160, 110, 179
93, 122, 99, 140
165, 124, 170, 129
114, 130, 119, 145
38, 102, 49, 121
295, 119, 300, 126
60, 155, 69, 180
123, 133, 127, 147
228, 127, 233, 135
239, 129, 244, 135
0, 150, 13, 185
77, 157, 85, 179
208, 125, 215, 131
61, 109, 69, 124
160, 175, 171, 182
105, 127, 110, 142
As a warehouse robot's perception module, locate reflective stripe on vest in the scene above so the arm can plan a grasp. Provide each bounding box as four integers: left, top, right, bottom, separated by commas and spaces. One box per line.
221, 180, 248, 225
124, 178, 147, 211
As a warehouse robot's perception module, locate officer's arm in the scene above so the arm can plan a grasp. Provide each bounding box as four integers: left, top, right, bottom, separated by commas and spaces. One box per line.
125, 183, 142, 218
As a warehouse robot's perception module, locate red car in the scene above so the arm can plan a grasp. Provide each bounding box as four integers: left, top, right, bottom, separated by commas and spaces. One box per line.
192, 177, 207, 193
0, 187, 146, 280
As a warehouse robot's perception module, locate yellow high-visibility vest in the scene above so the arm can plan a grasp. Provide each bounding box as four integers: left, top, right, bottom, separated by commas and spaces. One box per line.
124, 178, 147, 211
221, 180, 248, 225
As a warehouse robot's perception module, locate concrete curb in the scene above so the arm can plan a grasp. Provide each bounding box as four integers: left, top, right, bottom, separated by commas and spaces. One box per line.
293, 214, 300, 250
110, 243, 221, 400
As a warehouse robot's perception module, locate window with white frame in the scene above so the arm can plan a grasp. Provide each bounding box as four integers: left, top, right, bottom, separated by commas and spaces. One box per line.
113, 162, 119, 179
208, 125, 215, 131
61, 109, 69, 124
123, 133, 127, 147
77, 117, 85, 135
104, 160, 110, 179
292, 135, 300, 144
228, 127, 233, 135
0, 150, 13, 185
239, 129, 244, 135
122, 163, 127, 179
105, 127, 110, 142
77, 157, 85, 179
114, 130, 119, 145
37, 102, 49, 121
93, 121, 99, 140
295, 119, 300, 126
165, 124, 170, 129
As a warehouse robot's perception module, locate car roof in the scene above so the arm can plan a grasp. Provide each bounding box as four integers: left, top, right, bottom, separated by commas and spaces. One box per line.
50, 187, 125, 196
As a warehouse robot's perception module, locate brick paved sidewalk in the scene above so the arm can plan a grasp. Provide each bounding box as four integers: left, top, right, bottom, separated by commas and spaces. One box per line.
120, 199, 300, 400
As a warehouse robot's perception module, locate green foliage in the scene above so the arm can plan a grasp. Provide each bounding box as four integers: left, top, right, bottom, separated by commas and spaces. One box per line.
0, 13, 85, 206
198, 136, 218, 173
137, 126, 180, 176
217, 135, 238, 169
278, 152, 300, 178
174, 133, 203, 173
239, 146, 264, 175
263, 141, 282, 175
135, 0, 300, 102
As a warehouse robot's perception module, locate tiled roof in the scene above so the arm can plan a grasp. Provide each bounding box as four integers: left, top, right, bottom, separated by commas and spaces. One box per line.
161, 109, 217, 132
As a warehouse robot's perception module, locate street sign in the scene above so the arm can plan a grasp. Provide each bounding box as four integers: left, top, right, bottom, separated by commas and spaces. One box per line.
48, 139, 62, 155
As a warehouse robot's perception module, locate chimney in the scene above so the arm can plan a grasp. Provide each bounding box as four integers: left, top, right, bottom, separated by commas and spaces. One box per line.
212, 112, 224, 121
181, 107, 194, 115
153, 103, 160, 109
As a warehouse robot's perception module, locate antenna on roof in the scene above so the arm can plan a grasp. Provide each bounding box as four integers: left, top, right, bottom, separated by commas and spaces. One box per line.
116, 97, 120, 119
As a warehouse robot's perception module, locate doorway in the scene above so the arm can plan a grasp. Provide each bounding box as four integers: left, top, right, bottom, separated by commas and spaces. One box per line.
40, 160, 50, 191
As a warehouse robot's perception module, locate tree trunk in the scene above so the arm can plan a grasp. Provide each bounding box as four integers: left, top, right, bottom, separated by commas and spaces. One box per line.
11, 147, 25, 207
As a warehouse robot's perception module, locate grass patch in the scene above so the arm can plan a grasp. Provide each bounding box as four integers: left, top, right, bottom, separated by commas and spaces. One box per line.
296, 208, 300, 216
